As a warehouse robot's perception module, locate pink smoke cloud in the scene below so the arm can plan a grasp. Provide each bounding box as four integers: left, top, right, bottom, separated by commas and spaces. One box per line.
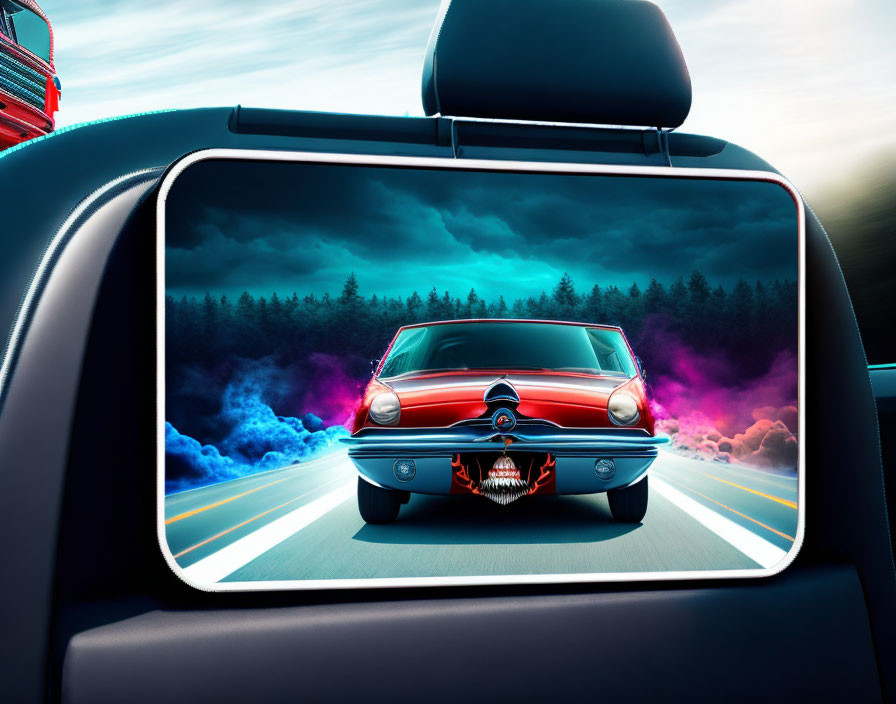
650, 347, 797, 438
657, 406, 798, 470
644, 321, 798, 470
719, 414, 798, 468
298, 353, 364, 429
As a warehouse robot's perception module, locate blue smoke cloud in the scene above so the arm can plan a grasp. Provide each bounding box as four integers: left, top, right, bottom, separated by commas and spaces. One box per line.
165, 360, 349, 493
165, 422, 247, 489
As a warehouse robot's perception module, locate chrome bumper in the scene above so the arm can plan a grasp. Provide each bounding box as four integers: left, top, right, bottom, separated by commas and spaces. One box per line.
341, 426, 668, 494
342, 425, 668, 457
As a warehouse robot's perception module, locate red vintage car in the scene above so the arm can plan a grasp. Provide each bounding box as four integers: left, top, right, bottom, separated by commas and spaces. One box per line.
344, 319, 667, 524
0, 0, 60, 150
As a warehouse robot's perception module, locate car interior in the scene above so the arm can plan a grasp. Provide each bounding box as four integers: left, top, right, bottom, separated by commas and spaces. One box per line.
0, 0, 893, 701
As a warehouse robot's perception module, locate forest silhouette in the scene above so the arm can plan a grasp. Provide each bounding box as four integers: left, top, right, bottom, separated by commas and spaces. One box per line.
167, 270, 798, 387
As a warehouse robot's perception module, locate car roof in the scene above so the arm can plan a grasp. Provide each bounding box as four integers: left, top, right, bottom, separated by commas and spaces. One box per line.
396, 318, 625, 332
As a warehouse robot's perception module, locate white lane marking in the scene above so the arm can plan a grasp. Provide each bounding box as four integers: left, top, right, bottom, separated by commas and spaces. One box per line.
651, 476, 787, 569
181, 481, 355, 584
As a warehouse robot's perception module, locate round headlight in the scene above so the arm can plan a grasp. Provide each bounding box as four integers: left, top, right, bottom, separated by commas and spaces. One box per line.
369, 391, 401, 426
608, 393, 639, 426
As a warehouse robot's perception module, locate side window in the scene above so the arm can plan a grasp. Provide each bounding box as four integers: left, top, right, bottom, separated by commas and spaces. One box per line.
586, 328, 636, 377
822, 174, 894, 366
1, 1, 50, 62
0, 5, 10, 38
379, 327, 428, 377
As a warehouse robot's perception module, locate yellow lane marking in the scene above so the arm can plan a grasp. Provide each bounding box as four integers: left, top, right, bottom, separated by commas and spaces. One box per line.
663, 476, 795, 542
721, 466, 797, 491
701, 473, 798, 510
172, 477, 348, 559
165, 477, 290, 525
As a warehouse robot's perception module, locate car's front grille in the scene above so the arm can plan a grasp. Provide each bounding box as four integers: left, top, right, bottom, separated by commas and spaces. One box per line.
0, 47, 45, 111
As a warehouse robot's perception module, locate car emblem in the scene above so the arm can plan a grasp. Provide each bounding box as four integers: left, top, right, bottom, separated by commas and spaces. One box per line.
484, 378, 520, 406
491, 407, 517, 432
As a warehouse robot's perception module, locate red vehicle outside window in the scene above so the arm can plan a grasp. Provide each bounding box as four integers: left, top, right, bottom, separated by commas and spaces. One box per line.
0, 0, 59, 149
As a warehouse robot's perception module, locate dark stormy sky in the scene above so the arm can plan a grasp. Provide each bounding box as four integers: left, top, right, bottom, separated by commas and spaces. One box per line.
164, 159, 798, 303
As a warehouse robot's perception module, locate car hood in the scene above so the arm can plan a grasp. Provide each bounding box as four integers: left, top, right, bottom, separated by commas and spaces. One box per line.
382, 372, 630, 428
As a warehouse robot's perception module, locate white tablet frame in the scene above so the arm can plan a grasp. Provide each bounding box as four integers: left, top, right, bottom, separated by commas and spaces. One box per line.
156, 149, 806, 592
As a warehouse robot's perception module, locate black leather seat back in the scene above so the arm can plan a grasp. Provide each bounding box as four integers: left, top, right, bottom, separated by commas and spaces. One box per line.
422, 0, 691, 127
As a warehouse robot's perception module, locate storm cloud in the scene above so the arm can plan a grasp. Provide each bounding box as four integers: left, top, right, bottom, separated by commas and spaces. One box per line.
165, 160, 798, 302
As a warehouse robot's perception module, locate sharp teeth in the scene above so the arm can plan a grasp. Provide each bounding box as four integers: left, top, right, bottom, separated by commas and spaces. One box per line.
479, 476, 529, 505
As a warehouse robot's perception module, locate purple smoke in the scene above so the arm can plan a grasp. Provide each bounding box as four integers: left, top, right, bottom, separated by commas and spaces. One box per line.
641, 321, 798, 471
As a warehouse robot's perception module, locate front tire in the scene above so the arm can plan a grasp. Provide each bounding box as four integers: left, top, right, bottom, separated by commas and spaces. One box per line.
608, 475, 648, 523
357, 477, 405, 524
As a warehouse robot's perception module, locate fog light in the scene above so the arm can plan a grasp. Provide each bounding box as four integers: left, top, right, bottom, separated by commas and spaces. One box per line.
393, 459, 416, 482
595, 458, 616, 480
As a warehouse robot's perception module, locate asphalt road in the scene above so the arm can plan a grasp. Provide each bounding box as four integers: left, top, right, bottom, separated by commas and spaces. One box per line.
163, 449, 798, 587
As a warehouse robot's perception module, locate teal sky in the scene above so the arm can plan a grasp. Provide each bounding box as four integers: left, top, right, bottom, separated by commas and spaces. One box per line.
41, 0, 896, 193
165, 160, 798, 303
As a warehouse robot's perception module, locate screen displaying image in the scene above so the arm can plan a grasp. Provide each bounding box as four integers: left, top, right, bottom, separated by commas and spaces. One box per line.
159, 154, 803, 590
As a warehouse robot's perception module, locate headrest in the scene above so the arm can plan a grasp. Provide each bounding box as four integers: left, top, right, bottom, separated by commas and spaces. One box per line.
422, 0, 692, 128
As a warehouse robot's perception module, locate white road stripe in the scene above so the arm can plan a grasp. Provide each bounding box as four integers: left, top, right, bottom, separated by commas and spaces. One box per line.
651, 476, 787, 569
181, 481, 355, 584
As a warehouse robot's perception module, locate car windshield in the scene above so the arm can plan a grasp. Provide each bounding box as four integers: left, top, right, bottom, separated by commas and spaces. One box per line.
379, 322, 637, 379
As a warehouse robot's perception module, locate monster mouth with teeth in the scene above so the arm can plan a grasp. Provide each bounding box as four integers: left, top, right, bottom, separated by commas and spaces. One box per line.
451, 450, 557, 505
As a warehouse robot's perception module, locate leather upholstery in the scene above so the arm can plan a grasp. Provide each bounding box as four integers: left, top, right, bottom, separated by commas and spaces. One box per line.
422, 0, 692, 127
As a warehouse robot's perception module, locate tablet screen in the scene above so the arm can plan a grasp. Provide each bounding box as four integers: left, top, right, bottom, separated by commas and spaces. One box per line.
158, 153, 803, 590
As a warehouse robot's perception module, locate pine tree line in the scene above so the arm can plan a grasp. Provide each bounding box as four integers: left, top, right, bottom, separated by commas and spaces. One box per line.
167, 271, 798, 383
